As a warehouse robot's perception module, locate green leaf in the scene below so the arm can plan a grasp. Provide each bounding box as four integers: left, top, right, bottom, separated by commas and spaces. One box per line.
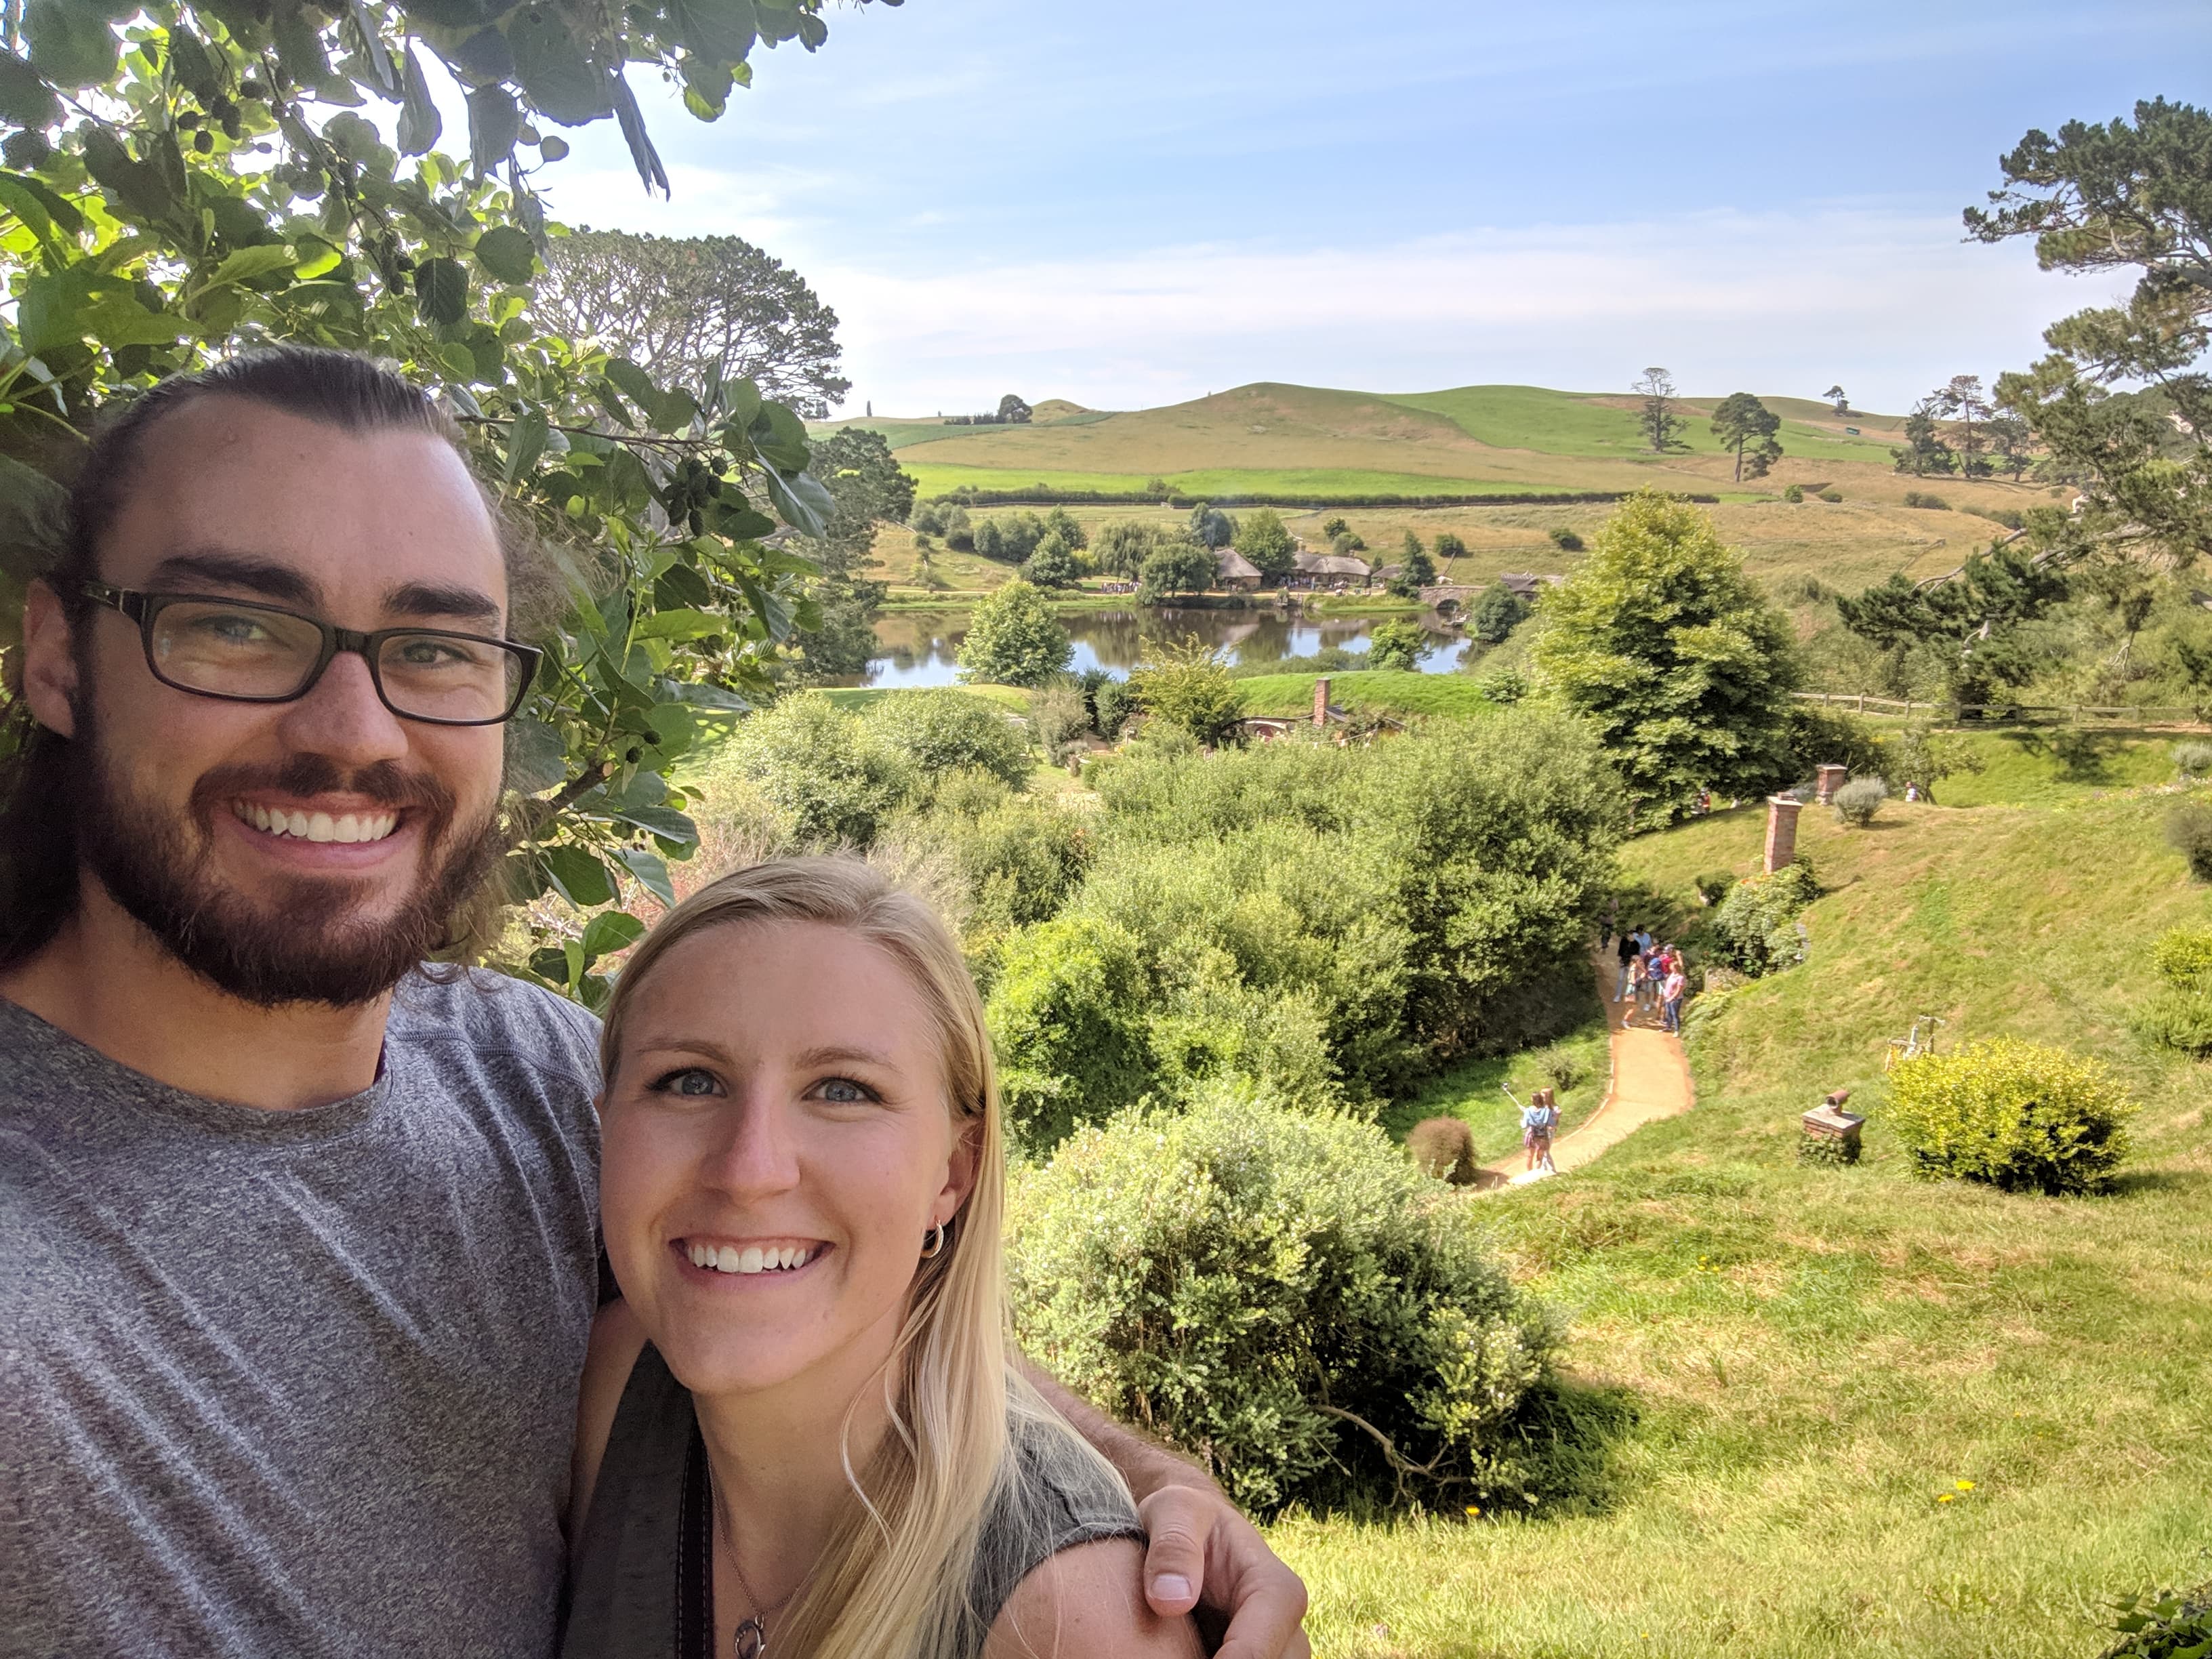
414, 255, 468, 325
761, 465, 834, 538
0, 49, 64, 127
668, 680, 751, 714
506, 2, 611, 125
81, 127, 186, 227
613, 845, 675, 904
164, 27, 223, 104
605, 356, 658, 413
503, 407, 548, 484
609, 68, 668, 194
579, 909, 644, 964
346, 0, 400, 95
611, 802, 697, 844
23, 0, 117, 89
205, 243, 298, 287
443, 23, 514, 84
291, 236, 343, 279
0, 169, 83, 239
720, 375, 761, 430
645, 702, 696, 756
632, 607, 721, 642
537, 133, 568, 161
671, 0, 754, 70
474, 224, 537, 283
540, 843, 615, 907
271, 1, 333, 87
465, 81, 520, 172
396, 43, 443, 155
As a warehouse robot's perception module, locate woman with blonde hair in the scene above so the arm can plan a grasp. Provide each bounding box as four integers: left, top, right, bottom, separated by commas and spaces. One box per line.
560, 858, 1204, 1659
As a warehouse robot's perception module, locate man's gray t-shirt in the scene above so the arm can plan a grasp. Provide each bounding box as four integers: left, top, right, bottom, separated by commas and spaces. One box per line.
0, 969, 603, 1658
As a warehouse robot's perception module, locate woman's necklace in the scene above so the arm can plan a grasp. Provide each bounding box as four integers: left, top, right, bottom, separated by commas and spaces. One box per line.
711, 1477, 804, 1659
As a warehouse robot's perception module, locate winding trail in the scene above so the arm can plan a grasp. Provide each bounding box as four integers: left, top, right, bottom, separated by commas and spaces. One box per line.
1477, 946, 1696, 1189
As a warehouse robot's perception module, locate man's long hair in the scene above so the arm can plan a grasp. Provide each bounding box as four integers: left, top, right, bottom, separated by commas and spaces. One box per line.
0, 346, 561, 974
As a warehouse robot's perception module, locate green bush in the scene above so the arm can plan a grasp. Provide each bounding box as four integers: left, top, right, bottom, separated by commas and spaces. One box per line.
958, 581, 1073, 687
2133, 926, 2212, 1057
1407, 1116, 1477, 1183
1366, 619, 1427, 673
2166, 802, 2212, 881
1782, 484, 1805, 504
2171, 741, 2212, 781
1832, 776, 1889, 827
1027, 684, 1091, 766
1469, 583, 1534, 645
718, 694, 916, 848
1007, 1087, 1555, 1513
1092, 677, 1142, 738
1694, 869, 1736, 907
1883, 1038, 2135, 1195
1902, 491, 1952, 510
2150, 926, 2212, 989
986, 915, 1155, 1146
1710, 859, 1818, 976
1819, 490, 1844, 503
1547, 526, 1584, 552
1128, 640, 1246, 746
861, 689, 1033, 789
1536, 1048, 1585, 1092
1784, 705, 1885, 782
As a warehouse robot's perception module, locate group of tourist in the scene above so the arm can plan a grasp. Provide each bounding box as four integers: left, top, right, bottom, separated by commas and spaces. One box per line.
1, 349, 1311, 1659
1611, 925, 1689, 1034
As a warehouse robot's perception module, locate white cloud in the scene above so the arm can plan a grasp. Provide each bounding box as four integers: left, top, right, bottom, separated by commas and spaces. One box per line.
806, 205, 2118, 416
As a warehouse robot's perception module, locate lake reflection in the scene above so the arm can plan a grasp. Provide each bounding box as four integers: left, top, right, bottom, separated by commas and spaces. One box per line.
857, 607, 1471, 689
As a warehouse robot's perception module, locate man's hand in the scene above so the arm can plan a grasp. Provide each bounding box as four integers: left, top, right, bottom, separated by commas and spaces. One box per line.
1136, 1483, 1310, 1659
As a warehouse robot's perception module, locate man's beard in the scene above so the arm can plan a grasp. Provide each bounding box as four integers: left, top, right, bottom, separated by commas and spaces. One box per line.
75, 710, 507, 1010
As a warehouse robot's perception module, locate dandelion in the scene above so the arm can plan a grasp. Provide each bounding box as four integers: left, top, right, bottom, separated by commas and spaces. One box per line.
1465, 1504, 1481, 1516
1937, 1493, 1954, 1504
1954, 1479, 1974, 1492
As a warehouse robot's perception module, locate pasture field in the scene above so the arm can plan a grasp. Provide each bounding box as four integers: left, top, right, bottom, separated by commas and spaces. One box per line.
1275, 790, 2212, 1658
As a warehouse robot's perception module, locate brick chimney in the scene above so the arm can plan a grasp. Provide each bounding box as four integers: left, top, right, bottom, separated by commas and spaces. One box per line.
1814, 763, 1848, 804
1763, 795, 1803, 873
1312, 676, 1331, 729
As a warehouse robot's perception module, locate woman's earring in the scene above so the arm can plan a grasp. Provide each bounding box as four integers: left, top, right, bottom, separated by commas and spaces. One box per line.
920, 1221, 947, 1260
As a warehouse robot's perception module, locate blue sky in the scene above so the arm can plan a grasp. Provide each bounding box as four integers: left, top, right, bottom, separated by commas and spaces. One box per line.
529, 0, 2208, 417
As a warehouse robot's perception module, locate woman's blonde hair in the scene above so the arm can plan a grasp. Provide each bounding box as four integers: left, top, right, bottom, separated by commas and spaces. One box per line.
600, 855, 1110, 1659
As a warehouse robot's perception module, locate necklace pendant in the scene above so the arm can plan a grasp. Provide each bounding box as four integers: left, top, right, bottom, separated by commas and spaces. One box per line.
732, 1615, 767, 1659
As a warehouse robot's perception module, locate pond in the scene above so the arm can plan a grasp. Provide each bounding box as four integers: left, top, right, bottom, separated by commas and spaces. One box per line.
855, 606, 1472, 688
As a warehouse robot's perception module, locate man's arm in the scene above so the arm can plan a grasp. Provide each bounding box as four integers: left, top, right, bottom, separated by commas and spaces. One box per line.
1027, 1363, 1310, 1659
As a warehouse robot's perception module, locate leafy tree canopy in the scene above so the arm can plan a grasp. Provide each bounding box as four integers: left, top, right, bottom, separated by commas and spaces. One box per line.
1365, 618, 1424, 672
1709, 391, 1782, 481
1231, 505, 1295, 584
1187, 501, 1235, 549
1532, 490, 1800, 813
1137, 539, 1217, 605
775, 426, 910, 683
1631, 366, 1687, 453
1128, 636, 1243, 747
957, 579, 1070, 687
0, 0, 884, 1006
537, 229, 849, 417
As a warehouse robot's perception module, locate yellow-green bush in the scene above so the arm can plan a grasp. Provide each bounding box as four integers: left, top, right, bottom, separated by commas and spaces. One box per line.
1883, 1038, 2135, 1195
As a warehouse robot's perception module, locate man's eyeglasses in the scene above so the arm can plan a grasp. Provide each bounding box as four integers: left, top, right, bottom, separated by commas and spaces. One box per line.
81, 583, 543, 728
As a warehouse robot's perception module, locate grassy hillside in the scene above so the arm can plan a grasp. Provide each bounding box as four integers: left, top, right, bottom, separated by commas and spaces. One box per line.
1276, 792, 2212, 1658
1235, 670, 1496, 720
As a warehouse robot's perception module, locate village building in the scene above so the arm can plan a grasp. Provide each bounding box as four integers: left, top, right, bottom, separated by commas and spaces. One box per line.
1214, 548, 1263, 591
1290, 551, 1372, 591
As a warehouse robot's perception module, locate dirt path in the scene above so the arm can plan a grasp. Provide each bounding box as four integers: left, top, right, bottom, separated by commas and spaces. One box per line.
1477, 947, 1696, 1189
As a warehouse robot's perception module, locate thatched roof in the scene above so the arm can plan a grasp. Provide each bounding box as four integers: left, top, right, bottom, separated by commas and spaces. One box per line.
1294, 552, 1371, 578
1216, 548, 1262, 582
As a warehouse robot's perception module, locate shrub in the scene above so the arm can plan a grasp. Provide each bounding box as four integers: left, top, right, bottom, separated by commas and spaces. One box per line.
1818, 490, 1843, 502
986, 915, 1155, 1146
1711, 859, 1818, 976
1536, 1048, 1585, 1092
2165, 802, 2212, 882
1547, 526, 1584, 552
861, 689, 1033, 788
1783, 484, 1805, 504
1883, 1038, 2135, 1195
1021, 533, 1084, 589
719, 694, 915, 848
1366, 619, 1427, 673
2133, 926, 2212, 1057
1407, 1115, 1477, 1184
1128, 640, 1246, 746
1694, 869, 1736, 906
1475, 665, 1530, 704
1469, 582, 1534, 644
1092, 677, 1141, 738
1007, 1087, 1555, 1513
1027, 684, 1092, 766
1773, 573, 1829, 605
1902, 491, 1951, 510
1832, 776, 1889, 827
2171, 741, 2212, 781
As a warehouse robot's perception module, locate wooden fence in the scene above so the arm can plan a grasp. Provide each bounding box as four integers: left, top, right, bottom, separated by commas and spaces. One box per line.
1793, 691, 2205, 725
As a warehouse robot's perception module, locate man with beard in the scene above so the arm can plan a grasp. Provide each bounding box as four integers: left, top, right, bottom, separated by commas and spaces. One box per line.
0, 349, 1307, 1659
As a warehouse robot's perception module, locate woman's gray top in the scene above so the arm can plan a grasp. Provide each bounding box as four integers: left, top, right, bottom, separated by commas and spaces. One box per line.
560, 1345, 1146, 1658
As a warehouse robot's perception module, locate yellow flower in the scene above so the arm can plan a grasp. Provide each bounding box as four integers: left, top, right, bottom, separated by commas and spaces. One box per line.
1954, 1479, 1975, 1492
1937, 1493, 1954, 1504
1465, 1504, 1481, 1515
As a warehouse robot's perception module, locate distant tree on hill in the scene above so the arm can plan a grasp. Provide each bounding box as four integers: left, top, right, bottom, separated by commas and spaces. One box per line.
1632, 367, 1688, 453
958, 581, 1071, 686
998, 394, 1035, 424
539, 230, 851, 417
1043, 506, 1089, 551
1023, 533, 1084, 589
1233, 508, 1298, 585
1938, 375, 1995, 476
1321, 516, 1351, 539
1138, 542, 1221, 604
1892, 398, 1957, 476
1534, 491, 1800, 814
1094, 520, 1167, 579
1433, 531, 1467, 570
1710, 392, 1784, 481
1388, 532, 1437, 597
1986, 412, 2035, 481
1189, 503, 1238, 549
1824, 384, 1849, 415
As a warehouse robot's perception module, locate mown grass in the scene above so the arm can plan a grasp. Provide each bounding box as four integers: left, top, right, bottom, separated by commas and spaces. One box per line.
1273, 795, 2212, 1658
1936, 729, 2190, 806
1234, 670, 1495, 720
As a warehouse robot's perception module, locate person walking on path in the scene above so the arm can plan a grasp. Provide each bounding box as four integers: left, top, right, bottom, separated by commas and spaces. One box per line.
1662, 958, 1688, 1034
1615, 927, 1639, 1002
1521, 1087, 1558, 1175
1636, 945, 1660, 1021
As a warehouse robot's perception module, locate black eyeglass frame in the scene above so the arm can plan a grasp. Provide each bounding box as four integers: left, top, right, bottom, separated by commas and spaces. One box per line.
79, 581, 545, 728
